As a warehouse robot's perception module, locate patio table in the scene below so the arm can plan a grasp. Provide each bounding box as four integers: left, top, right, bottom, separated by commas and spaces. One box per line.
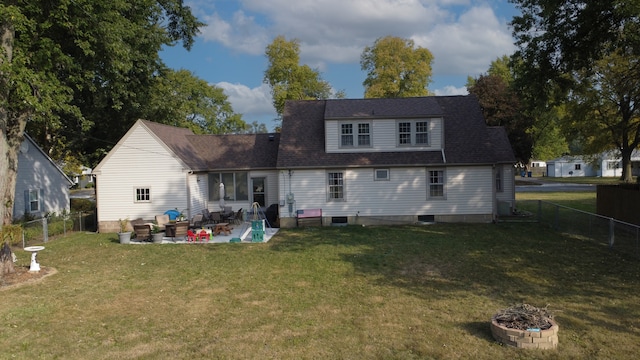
213, 222, 232, 236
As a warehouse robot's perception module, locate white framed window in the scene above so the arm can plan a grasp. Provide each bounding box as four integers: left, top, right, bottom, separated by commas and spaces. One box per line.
607, 161, 619, 170
135, 187, 151, 202
398, 120, 430, 146
495, 169, 503, 192
327, 171, 345, 201
25, 189, 42, 213
374, 169, 390, 181
340, 122, 371, 147
428, 170, 445, 198
575, 164, 581, 170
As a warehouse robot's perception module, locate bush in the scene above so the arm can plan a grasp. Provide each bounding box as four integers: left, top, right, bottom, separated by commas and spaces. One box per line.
0, 225, 23, 246
71, 198, 96, 213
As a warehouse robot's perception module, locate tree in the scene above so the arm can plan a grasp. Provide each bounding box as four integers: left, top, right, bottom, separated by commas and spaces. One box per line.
564, 50, 640, 182
511, 0, 640, 180
0, 0, 203, 225
264, 36, 332, 118
468, 74, 534, 164
145, 69, 246, 135
510, 0, 640, 96
360, 36, 433, 98
466, 55, 512, 89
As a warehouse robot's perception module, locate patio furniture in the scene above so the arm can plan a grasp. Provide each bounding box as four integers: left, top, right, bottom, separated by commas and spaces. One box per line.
134, 224, 151, 241
166, 221, 189, 241
213, 222, 232, 236
155, 214, 170, 230
227, 208, 243, 225
187, 230, 198, 243
190, 214, 203, 228
198, 229, 211, 243
210, 211, 222, 223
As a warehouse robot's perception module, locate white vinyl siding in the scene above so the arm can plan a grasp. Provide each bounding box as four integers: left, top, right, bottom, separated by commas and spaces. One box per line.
280, 166, 494, 218
95, 124, 189, 223
495, 164, 515, 204
325, 118, 443, 153
14, 138, 72, 219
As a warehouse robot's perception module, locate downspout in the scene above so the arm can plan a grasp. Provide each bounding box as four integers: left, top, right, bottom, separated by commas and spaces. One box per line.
185, 171, 192, 220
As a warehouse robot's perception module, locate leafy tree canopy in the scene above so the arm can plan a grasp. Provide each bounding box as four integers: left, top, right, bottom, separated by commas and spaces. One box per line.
263, 35, 333, 118
361, 36, 433, 98
0, 0, 205, 224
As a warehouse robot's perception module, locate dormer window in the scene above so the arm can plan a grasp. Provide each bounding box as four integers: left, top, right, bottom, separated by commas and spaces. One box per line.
341, 122, 371, 147
398, 120, 430, 146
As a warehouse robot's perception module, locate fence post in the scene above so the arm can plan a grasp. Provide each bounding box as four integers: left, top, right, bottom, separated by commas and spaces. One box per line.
43, 217, 49, 243
537, 200, 542, 223
79, 211, 83, 232
608, 218, 615, 248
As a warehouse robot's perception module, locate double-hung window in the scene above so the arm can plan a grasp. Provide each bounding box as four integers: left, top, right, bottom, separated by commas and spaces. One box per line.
341, 122, 371, 147
25, 189, 42, 212
428, 170, 444, 198
398, 120, 430, 146
328, 171, 345, 201
495, 169, 503, 192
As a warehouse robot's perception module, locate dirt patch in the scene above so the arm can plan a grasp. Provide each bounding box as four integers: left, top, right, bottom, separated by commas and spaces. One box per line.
1, 265, 57, 291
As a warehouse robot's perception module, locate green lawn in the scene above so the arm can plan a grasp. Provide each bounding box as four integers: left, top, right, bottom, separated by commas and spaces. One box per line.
2, 219, 639, 359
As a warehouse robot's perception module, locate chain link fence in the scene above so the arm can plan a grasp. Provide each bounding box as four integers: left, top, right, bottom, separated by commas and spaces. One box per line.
18, 211, 96, 248
510, 200, 640, 259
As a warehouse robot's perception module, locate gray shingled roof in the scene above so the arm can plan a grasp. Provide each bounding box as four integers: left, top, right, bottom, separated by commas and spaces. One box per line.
141, 120, 280, 171
277, 95, 515, 168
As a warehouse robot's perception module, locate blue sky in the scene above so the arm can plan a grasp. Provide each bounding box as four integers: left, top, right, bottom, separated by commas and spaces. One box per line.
161, 0, 520, 131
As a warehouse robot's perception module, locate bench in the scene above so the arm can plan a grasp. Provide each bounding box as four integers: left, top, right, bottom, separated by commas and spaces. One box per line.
296, 209, 322, 227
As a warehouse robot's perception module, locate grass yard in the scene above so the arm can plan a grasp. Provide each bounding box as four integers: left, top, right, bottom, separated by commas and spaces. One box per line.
2, 220, 639, 359
516, 191, 597, 213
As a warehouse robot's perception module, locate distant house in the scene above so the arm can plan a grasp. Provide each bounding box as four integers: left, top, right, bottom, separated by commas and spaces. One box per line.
546, 151, 640, 177
71, 166, 94, 189
14, 134, 74, 220
93, 95, 516, 232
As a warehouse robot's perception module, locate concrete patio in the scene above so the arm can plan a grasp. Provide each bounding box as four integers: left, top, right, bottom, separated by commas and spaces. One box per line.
131, 221, 279, 244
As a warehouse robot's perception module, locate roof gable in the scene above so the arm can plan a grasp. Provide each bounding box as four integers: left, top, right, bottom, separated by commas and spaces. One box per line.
277, 95, 515, 168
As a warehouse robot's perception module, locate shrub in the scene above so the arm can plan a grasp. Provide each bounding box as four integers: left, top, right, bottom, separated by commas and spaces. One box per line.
0, 224, 23, 246
71, 198, 96, 213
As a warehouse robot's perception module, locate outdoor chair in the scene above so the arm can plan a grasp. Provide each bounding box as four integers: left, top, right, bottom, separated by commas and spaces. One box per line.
190, 214, 203, 228
133, 224, 151, 242
187, 230, 197, 243
155, 214, 170, 230
227, 208, 243, 225
172, 221, 189, 241
210, 211, 221, 224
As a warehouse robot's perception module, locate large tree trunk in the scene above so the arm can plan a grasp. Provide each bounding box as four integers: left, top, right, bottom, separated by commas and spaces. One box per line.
0, 242, 15, 276
620, 148, 634, 183
1, 18, 24, 226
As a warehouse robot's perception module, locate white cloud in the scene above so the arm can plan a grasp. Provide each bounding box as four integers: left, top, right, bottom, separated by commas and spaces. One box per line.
199, 11, 269, 55
194, 1, 514, 77
216, 82, 276, 120
434, 85, 469, 96
414, 6, 516, 76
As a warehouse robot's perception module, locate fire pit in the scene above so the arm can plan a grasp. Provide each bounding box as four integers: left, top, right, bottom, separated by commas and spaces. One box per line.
490, 303, 558, 349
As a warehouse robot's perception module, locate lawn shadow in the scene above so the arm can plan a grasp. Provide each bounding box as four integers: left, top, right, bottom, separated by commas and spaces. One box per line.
268, 223, 640, 321
460, 321, 495, 344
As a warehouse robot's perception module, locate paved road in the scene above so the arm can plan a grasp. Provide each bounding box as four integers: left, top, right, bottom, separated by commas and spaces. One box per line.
516, 177, 597, 192
70, 189, 96, 200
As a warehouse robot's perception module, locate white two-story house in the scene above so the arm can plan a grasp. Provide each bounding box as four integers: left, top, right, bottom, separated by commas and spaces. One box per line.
93, 95, 515, 232
276, 96, 516, 226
